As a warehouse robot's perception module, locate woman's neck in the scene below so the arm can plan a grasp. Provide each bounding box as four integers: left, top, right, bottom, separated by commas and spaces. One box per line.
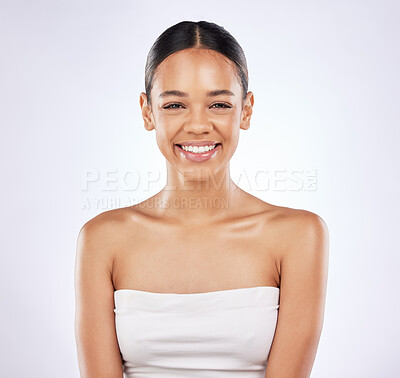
157, 165, 243, 222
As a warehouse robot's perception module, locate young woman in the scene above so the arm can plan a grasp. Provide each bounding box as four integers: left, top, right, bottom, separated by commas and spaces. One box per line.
75, 20, 329, 378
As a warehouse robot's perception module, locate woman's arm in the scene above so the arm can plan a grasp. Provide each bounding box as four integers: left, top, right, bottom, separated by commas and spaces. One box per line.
74, 217, 124, 378
265, 212, 329, 378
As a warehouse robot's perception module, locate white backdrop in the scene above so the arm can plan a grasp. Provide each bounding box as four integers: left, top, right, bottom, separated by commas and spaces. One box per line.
1, 1, 399, 377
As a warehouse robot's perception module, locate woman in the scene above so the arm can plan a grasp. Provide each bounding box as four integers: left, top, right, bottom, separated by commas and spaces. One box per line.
75, 20, 329, 378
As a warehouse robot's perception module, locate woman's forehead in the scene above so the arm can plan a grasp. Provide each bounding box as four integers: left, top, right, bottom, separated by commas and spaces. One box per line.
152, 49, 241, 97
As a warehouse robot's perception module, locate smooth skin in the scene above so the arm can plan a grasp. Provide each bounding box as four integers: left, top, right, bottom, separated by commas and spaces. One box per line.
74, 47, 329, 378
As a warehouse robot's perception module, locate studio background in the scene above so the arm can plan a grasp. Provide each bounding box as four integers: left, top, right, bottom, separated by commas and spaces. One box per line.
1, 1, 399, 377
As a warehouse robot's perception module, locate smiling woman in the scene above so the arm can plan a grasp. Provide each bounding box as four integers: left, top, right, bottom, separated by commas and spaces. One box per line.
74, 20, 329, 378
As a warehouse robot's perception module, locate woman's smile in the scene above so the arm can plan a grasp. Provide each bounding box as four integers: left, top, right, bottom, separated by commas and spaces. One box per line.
175, 142, 222, 162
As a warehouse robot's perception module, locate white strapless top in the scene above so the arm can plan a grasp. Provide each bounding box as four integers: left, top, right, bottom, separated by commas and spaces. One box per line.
114, 286, 280, 377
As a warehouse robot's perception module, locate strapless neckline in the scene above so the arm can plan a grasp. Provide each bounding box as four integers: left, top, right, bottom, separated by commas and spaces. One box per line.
114, 285, 280, 312
114, 285, 279, 296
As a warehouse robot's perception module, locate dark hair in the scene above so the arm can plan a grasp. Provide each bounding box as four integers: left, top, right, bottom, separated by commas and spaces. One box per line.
144, 20, 249, 108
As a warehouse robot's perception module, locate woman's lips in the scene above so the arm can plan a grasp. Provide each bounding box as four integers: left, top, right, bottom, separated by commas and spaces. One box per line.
175, 143, 221, 162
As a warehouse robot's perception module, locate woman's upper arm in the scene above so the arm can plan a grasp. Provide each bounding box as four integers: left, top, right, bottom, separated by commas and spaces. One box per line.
74, 217, 124, 378
265, 212, 329, 378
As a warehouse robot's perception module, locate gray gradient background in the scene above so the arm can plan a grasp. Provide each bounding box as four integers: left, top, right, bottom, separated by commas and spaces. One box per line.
1, 0, 399, 377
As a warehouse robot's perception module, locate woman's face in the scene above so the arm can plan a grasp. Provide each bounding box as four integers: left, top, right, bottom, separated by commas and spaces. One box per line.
140, 48, 253, 181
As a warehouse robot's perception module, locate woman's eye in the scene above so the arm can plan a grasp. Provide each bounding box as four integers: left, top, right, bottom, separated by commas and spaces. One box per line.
212, 103, 232, 109
163, 103, 184, 109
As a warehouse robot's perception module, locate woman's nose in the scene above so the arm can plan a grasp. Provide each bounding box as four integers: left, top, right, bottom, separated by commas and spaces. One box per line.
183, 109, 214, 134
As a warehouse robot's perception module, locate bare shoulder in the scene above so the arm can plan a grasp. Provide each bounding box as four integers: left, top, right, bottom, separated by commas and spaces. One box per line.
259, 202, 329, 257
75, 209, 134, 289
78, 206, 144, 242
79, 206, 134, 234
282, 207, 328, 251
77, 207, 141, 267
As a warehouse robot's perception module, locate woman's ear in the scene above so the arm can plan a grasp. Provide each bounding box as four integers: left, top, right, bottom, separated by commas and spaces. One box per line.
139, 92, 155, 131
240, 91, 254, 131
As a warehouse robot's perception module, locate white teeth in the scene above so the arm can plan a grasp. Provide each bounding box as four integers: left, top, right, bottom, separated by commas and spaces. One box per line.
180, 144, 217, 154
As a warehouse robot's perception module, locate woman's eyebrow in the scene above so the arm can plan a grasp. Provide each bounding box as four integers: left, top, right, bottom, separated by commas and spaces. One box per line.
159, 89, 235, 98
